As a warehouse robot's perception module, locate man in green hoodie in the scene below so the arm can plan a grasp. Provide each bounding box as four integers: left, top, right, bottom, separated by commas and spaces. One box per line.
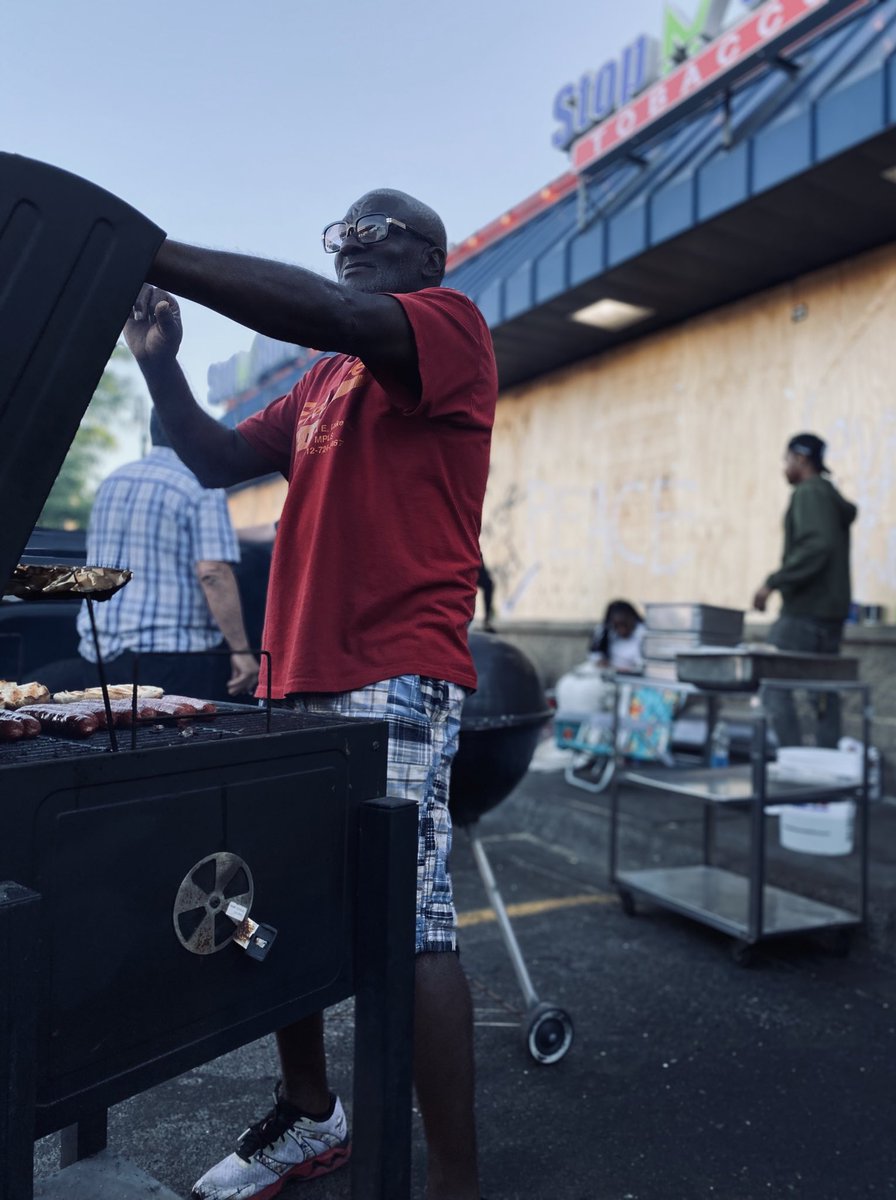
752, 432, 857, 748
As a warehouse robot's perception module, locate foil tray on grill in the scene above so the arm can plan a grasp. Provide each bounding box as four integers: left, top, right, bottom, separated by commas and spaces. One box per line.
4, 563, 132, 601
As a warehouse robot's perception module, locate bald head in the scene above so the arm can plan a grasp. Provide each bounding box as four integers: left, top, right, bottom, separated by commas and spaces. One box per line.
346, 189, 447, 253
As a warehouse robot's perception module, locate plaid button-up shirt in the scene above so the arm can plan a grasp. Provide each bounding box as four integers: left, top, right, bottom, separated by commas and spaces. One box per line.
77, 447, 240, 662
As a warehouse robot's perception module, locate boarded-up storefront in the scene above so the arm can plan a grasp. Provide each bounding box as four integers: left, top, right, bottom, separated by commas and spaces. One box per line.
481, 242, 896, 626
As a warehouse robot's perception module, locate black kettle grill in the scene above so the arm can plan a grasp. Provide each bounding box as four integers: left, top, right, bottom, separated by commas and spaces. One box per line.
450, 631, 574, 1064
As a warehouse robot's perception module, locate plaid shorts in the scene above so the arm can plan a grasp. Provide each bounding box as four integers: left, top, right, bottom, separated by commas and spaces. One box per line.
282, 676, 467, 953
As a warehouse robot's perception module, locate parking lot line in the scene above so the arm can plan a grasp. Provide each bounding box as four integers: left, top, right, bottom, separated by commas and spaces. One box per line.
457, 891, 612, 928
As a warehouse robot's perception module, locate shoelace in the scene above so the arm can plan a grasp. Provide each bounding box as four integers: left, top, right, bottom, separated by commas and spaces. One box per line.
236, 1094, 301, 1159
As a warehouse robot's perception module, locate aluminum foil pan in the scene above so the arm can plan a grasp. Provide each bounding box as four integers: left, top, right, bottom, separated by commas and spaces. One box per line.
4, 563, 132, 601
675, 647, 859, 691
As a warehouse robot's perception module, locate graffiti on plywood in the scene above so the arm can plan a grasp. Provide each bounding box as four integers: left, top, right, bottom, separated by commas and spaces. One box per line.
482, 472, 699, 616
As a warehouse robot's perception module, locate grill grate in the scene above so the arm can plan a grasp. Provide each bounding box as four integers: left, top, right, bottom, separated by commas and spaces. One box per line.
0, 736, 103, 766
0, 704, 346, 766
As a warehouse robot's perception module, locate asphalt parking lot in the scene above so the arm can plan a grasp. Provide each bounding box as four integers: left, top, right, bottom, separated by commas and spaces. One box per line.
33, 739, 896, 1200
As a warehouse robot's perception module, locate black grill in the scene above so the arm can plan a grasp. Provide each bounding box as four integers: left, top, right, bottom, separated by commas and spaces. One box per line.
0, 156, 417, 1200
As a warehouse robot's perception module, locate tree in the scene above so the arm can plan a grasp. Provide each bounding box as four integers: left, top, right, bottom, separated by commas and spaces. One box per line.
38, 345, 145, 529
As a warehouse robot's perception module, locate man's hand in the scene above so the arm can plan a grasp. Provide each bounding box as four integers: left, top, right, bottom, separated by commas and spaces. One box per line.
125, 284, 183, 363
196, 562, 260, 693
752, 585, 772, 612
227, 651, 260, 696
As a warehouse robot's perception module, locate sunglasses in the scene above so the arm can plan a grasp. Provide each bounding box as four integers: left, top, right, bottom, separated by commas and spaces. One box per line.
322, 212, 438, 254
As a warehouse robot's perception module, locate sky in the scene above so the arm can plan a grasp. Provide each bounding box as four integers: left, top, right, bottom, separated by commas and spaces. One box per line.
7, 0, 673, 430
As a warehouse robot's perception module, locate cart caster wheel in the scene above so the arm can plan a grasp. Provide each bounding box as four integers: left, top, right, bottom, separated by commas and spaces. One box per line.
618, 889, 637, 917
524, 1002, 574, 1065
730, 940, 755, 967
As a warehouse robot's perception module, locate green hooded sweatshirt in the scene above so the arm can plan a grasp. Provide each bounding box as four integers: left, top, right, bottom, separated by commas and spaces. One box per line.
766, 475, 857, 620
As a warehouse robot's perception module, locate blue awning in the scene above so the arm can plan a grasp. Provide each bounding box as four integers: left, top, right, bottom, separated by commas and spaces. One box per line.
446, 0, 896, 388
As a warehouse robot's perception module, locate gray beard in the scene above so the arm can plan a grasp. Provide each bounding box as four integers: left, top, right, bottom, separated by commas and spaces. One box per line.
341, 263, 415, 295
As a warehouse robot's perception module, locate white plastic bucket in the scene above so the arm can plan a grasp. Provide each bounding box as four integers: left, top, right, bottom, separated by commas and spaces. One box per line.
778, 801, 855, 856
774, 747, 861, 785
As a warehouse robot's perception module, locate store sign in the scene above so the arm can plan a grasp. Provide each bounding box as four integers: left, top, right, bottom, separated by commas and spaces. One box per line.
552, 34, 661, 152
556, 0, 853, 173
552, 0, 764, 152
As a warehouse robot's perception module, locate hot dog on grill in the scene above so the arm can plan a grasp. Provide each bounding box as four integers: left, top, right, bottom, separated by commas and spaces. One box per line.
156, 695, 217, 716
50, 700, 113, 729
0, 710, 41, 740
106, 698, 161, 726
17, 703, 99, 738
151, 697, 213, 718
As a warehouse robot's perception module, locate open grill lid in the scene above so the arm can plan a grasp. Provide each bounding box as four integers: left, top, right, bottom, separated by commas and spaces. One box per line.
0, 154, 165, 589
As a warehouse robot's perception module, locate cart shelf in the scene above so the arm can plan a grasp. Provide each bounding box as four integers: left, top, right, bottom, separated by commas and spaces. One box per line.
616, 865, 859, 939
623, 763, 861, 806
609, 679, 871, 958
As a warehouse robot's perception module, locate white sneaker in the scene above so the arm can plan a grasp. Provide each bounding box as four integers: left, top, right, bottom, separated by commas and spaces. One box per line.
191, 1087, 350, 1200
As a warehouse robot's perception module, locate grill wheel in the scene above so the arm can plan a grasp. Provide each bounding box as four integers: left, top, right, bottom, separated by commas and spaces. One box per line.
172, 852, 254, 955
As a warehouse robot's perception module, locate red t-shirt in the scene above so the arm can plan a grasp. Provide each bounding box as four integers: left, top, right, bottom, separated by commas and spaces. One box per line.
237, 286, 497, 696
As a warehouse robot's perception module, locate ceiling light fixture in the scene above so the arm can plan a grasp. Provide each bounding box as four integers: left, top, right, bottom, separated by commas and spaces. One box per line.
570, 298, 655, 331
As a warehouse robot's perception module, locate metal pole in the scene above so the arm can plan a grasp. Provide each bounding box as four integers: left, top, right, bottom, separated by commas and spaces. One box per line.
466, 826, 540, 1011
608, 676, 621, 883
702, 693, 720, 865
85, 598, 118, 753
702, 803, 715, 867
860, 687, 872, 924
351, 796, 417, 1200
0, 881, 41, 1200
748, 711, 768, 941
703, 694, 719, 766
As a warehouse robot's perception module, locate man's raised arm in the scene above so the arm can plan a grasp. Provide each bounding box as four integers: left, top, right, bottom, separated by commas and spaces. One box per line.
125, 286, 277, 488
147, 239, 418, 377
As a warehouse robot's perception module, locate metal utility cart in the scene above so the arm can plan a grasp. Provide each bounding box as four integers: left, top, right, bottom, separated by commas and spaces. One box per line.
609, 675, 871, 965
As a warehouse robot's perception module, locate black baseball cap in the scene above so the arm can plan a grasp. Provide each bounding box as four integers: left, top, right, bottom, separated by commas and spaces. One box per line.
787, 432, 829, 474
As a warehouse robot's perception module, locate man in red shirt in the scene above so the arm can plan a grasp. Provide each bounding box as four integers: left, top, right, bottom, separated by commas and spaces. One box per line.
124, 190, 497, 1200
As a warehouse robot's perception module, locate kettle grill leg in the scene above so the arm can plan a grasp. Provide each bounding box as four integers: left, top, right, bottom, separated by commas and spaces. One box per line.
463, 827, 574, 1064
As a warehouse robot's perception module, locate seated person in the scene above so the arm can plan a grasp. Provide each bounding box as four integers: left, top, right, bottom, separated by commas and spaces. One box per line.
555, 599, 645, 718
589, 599, 646, 673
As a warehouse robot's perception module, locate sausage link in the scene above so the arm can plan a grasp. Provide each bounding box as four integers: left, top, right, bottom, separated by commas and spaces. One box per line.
17, 704, 99, 738
0, 711, 40, 740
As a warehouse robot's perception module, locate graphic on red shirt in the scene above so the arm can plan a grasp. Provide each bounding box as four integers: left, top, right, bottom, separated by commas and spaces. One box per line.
294, 361, 367, 459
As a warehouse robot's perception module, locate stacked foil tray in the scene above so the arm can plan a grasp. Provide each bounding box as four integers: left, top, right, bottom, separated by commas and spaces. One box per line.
675, 647, 858, 690
642, 603, 745, 681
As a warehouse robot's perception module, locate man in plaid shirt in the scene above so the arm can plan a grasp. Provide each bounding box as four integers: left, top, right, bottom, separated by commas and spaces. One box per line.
75, 410, 259, 699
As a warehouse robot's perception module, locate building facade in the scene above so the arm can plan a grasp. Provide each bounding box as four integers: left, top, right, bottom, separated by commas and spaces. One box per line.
210, 0, 896, 757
